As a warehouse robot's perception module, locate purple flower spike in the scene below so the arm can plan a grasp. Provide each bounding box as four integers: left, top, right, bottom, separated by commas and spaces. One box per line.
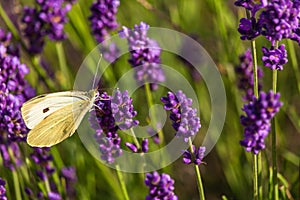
48, 192, 62, 200
111, 89, 139, 130
238, 17, 261, 40
145, 171, 178, 200
61, 167, 77, 198
235, 49, 263, 101
125, 142, 138, 153
259, 0, 299, 42
240, 91, 282, 154
120, 22, 165, 90
0, 178, 7, 200
262, 44, 288, 70
161, 91, 201, 142
89, 0, 120, 43
182, 145, 206, 165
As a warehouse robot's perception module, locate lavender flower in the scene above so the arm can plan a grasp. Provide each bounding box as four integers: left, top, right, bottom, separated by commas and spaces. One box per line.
89, 0, 120, 43
0, 178, 7, 200
183, 145, 206, 165
240, 91, 282, 154
161, 91, 201, 142
22, 7, 46, 54
111, 89, 139, 130
235, 49, 263, 101
90, 90, 139, 163
259, 0, 299, 43
22, 0, 72, 54
30, 147, 55, 181
262, 44, 288, 70
101, 42, 120, 63
125, 139, 149, 153
145, 171, 178, 200
119, 22, 165, 90
234, 0, 267, 15
38, 0, 72, 41
238, 17, 261, 40
60, 167, 77, 198
48, 192, 62, 200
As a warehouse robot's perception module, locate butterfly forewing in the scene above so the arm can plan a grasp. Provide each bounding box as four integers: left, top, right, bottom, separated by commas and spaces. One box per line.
21, 91, 92, 129
26, 98, 92, 147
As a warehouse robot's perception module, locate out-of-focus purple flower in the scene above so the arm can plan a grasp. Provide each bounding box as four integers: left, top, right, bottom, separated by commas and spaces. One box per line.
119, 22, 165, 90
235, 49, 263, 101
0, 178, 7, 200
161, 91, 201, 142
145, 171, 178, 200
182, 145, 206, 165
147, 127, 160, 144
31, 147, 55, 180
38, 0, 71, 41
238, 17, 261, 40
89, 0, 120, 43
240, 91, 282, 154
48, 191, 62, 200
22, 7, 46, 54
111, 89, 139, 130
61, 167, 77, 198
0, 143, 23, 170
21, 0, 72, 54
262, 44, 288, 70
100, 42, 120, 63
259, 0, 299, 43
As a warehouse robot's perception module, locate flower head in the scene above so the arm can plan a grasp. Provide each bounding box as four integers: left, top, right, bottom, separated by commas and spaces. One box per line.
235, 49, 263, 101
60, 167, 77, 198
240, 91, 282, 154
120, 22, 165, 90
238, 17, 261, 40
262, 44, 288, 70
90, 89, 139, 163
259, 0, 299, 43
161, 91, 201, 142
144, 171, 178, 200
0, 178, 7, 200
89, 0, 120, 43
183, 145, 206, 165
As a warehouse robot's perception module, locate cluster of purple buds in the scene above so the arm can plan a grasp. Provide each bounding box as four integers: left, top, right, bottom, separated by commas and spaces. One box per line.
22, 0, 73, 54
240, 91, 282, 154
119, 22, 165, 90
144, 171, 178, 200
161, 91, 201, 142
0, 178, 7, 200
235, 49, 263, 101
90, 89, 139, 163
89, 0, 120, 43
60, 167, 77, 198
30, 147, 56, 181
125, 139, 148, 153
262, 44, 288, 70
182, 145, 206, 166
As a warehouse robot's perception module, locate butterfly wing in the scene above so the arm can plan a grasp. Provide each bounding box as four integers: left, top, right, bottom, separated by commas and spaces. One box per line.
26, 99, 93, 147
21, 91, 92, 129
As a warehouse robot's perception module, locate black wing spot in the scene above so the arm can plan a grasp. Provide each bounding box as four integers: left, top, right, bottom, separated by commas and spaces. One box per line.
43, 108, 50, 113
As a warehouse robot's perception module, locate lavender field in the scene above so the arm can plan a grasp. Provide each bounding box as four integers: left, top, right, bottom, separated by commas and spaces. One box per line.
0, 0, 299, 199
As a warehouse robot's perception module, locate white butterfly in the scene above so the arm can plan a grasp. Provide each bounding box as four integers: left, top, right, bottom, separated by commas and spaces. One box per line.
21, 89, 98, 147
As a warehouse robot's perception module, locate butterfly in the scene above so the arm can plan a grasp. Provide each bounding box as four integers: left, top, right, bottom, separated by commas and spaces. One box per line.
21, 89, 98, 147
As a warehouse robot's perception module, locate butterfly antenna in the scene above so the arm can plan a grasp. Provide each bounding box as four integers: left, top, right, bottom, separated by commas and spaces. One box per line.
92, 53, 103, 90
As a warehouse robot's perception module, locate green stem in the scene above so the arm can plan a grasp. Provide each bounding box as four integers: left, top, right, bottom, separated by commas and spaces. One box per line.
250, 39, 261, 200
144, 82, 164, 142
271, 41, 279, 200
31, 56, 56, 91
44, 173, 51, 194
56, 42, 71, 89
115, 165, 130, 200
0, 3, 20, 40
188, 138, 205, 200
12, 170, 22, 200
130, 128, 141, 149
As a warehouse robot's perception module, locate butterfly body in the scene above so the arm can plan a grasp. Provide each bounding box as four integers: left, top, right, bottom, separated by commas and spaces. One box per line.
21, 89, 97, 147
